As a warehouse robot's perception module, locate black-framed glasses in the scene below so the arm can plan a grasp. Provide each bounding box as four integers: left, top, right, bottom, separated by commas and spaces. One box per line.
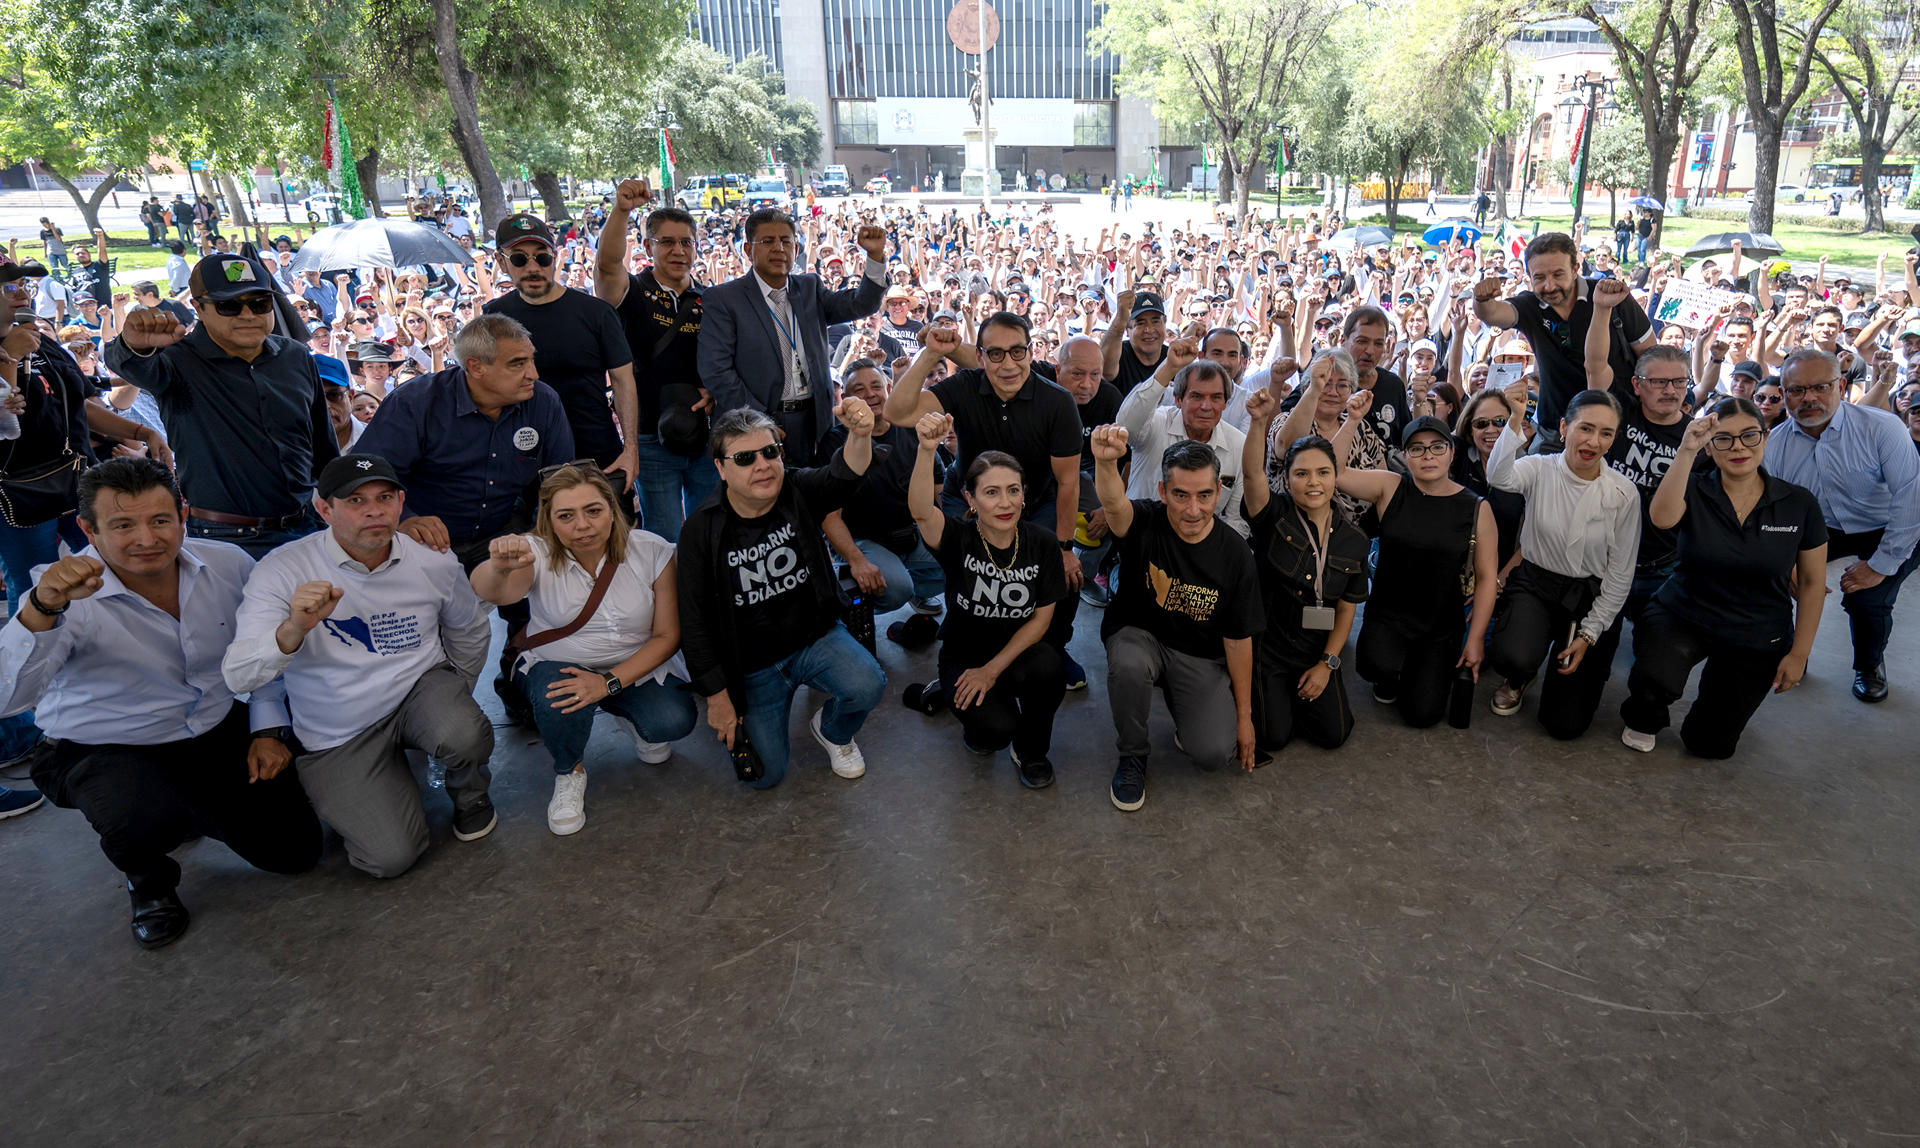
1785, 380, 1839, 398
1405, 440, 1452, 458
196, 295, 275, 316
506, 250, 555, 268
350, 315, 373, 326
1635, 374, 1691, 391
724, 443, 785, 467
1709, 428, 1766, 451
980, 344, 1031, 363
1470, 416, 1509, 430
1755, 393, 1784, 405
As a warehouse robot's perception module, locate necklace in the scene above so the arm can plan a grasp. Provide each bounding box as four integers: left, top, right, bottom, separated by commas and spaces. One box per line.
980, 522, 1020, 574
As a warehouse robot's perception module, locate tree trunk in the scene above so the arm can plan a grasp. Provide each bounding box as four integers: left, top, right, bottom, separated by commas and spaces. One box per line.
1645, 126, 1678, 249
430, 0, 508, 229
533, 171, 569, 221
39, 163, 116, 234
356, 147, 385, 217
1747, 117, 1782, 234
218, 172, 254, 228
1608, 189, 1617, 225
1859, 139, 1887, 234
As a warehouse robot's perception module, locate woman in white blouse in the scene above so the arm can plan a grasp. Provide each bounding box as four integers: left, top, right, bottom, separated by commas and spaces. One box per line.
471, 464, 696, 836
1485, 378, 1641, 739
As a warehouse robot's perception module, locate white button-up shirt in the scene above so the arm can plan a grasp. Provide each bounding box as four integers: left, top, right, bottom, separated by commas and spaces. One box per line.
517, 529, 688, 684
0, 540, 288, 744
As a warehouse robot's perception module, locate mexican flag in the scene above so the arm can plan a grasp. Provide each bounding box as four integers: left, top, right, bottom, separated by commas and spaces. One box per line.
320, 93, 365, 220
1567, 107, 1590, 220
658, 128, 676, 188
1276, 135, 1290, 180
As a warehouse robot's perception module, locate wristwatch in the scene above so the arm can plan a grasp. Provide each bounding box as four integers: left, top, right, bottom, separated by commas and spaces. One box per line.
252, 726, 295, 744
1321, 653, 1341, 670
1058, 539, 1074, 551
602, 671, 624, 696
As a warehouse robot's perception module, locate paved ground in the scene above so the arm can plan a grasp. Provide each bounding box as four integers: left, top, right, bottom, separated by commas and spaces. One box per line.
3, 584, 1917, 1145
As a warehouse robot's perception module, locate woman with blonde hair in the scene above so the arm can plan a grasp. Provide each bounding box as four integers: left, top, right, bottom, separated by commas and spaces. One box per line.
471, 463, 696, 836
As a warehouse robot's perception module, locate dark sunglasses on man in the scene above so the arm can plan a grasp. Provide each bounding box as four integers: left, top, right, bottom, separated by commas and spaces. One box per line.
723, 443, 785, 468
196, 294, 275, 317
506, 250, 555, 269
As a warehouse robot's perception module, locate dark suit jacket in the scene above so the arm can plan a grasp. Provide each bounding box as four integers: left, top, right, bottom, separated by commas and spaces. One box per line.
696, 268, 883, 432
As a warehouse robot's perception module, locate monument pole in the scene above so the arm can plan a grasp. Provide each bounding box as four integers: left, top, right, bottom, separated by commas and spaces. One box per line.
978, 0, 992, 211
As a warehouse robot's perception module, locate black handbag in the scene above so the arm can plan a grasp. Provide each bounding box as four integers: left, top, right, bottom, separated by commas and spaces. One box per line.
0, 370, 83, 528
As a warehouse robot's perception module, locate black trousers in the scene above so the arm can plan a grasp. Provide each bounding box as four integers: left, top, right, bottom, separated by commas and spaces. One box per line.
1487, 561, 1621, 741
1356, 616, 1461, 729
940, 642, 1066, 760
1621, 600, 1781, 759
30, 704, 322, 895
1254, 647, 1354, 752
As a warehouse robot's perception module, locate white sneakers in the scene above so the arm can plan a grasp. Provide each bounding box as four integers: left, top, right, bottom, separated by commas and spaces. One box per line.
810, 708, 867, 779
548, 767, 587, 836
1621, 727, 1656, 753
1491, 683, 1525, 716
614, 716, 673, 764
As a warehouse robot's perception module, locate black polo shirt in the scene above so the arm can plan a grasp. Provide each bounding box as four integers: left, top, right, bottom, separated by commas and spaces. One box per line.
929, 367, 1082, 511
612, 268, 702, 433
103, 327, 337, 517
484, 286, 633, 465
1655, 469, 1827, 648
1507, 278, 1650, 427
1605, 399, 1688, 569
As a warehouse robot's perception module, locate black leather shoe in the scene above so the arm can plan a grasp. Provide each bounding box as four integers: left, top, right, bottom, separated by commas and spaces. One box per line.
128, 883, 190, 949
1853, 666, 1889, 703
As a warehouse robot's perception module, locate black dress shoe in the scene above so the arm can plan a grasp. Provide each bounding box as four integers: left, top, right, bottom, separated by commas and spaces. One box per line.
1853, 666, 1889, 703
128, 883, 190, 949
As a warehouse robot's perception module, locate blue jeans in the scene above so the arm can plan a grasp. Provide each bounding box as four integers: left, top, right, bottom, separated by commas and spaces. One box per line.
186, 514, 319, 560
631, 434, 718, 544
0, 513, 87, 611
516, 659, 697, 775
1635, 234, 1649, 262
853, 537, 944, 614
737, 623, 885, 789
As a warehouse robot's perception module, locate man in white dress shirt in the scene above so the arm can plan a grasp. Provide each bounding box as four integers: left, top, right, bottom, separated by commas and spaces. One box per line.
223, 454, 496, 879
0, 459, 321, 948
1117, 352, 1248, 538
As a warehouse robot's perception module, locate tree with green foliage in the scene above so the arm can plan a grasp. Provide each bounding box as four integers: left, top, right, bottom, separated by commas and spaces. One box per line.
1812, 0, 1920, 234
1582, 118, 1652, 224
1722, 0, 1846, 234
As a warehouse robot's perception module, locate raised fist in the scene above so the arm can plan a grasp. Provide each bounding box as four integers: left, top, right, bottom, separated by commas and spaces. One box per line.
1245, 388, 1278, 423
1473, 274, 1503, 303
923, 325, 961, 358
34, 555, 107, 612
1166, 336, 1199, 370
1503, 374, 1531, 420
121, 309, 186, 351
1591, 278, 1630, 309
1089, 424, 1129, 461
488, 534, 535, 571
1681, 412, 1719, 453
287, 581, 344, 633
615, 178, 653, 212
855, 225, 887, 262
915, 411, 954, 449
834, 395, 876, 437
1344, 388, 1374, 423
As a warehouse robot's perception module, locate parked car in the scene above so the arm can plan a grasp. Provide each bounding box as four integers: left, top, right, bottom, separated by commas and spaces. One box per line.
864, 177, 893, 195
675, 175, 745, 211
299, 193, 342, 223
819, 165, 852, 196
743, 178, 789, 209
1742, 184, 1809, 204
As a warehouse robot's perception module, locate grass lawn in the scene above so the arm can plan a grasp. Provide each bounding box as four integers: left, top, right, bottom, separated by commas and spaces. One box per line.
1504, 213, 1909, 278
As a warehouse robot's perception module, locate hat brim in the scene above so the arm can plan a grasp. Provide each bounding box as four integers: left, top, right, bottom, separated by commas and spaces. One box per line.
322, 474, 405, 499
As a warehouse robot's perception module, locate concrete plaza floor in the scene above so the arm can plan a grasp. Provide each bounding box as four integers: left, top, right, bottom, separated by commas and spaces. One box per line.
2, 595, 1917, 1146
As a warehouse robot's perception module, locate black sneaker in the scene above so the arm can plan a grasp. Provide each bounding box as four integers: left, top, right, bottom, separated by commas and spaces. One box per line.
1010, 748, 1055, 789
452, 795, 497, 842
903, 679, 947, 714
1110, 756, 1146, 811
1062, 652, 1088, 691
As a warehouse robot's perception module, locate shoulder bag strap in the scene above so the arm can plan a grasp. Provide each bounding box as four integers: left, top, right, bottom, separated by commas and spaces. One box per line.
508, 550, 621, 654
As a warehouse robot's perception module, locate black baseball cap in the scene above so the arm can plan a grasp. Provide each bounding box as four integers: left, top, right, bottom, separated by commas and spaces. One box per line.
1731, 360, 1765, 381
1129, 291, 1165, 318
494, 212, 556, 250
317, 454, 405, 500
192, 253, 273, 301
0, 260, 48, 284
1401, 415, 1454, 449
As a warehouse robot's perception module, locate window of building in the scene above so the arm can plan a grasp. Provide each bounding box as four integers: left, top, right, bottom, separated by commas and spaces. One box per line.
836, 100, 878, 146
1074, 102, 1114, 147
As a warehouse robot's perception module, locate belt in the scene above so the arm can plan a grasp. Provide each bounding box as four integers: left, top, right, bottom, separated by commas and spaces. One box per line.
776, 398, 812, 413
188, 506, 307, 529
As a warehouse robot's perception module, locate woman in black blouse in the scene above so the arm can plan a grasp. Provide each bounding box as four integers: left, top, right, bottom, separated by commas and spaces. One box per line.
906, 412, 1068, 789
1450, 387, 1527, 577
1619, 398, 1828, 758
1241, 386, 1369, 754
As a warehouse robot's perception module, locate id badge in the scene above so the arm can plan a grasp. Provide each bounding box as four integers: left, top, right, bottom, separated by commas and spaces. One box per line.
1301, 605, 1336, 631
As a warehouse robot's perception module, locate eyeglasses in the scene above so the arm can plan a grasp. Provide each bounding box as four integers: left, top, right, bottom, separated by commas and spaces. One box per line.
1785, 380, 1839, 398
1755, 393, 1783, 405
647, 237, 695, 249
980, 344, 1031, 363
1404, 440, 1452, 458
1709, 428, 1766, 451
1470, 416, 1509, 430
506, 250, 555, 268
196, 295, 275, 316
1635, 375, 1691, 391
538, 458, 603, 480
724, 443, 785, 467
350, 315, 373, 326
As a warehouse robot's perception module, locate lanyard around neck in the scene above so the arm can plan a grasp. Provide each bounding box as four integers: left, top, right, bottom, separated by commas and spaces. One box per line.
1295, 504, 1330, 607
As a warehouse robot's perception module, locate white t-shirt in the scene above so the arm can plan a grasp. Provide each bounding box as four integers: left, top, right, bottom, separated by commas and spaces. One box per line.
447, 214, 473, 240
519, 529, 688, 686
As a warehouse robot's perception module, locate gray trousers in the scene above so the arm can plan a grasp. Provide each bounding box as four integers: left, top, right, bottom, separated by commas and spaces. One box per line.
296, 664, 494, 879
1105, 625, 1237, 766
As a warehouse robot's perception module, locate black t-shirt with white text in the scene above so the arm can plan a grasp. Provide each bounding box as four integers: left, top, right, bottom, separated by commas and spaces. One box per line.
720, 504, 833, 666
1102, 499, 1264, 660
935, 515, 1066, 669
1605, 400, 1688, 568
484, 286, 634, 464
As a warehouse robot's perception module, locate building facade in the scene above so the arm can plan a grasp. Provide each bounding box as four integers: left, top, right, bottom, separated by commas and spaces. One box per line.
693, 0, 1156, 190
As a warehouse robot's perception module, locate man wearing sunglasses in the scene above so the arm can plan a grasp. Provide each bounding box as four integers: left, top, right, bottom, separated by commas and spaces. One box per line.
1768, 348, 1920, 703
482, 213, 641, 495
107, 253, 337, 558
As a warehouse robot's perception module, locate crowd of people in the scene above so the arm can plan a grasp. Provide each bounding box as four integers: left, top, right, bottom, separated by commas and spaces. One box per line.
0, 176, 1911, 951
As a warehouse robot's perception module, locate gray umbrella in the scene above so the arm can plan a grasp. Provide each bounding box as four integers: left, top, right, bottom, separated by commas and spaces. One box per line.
1326, 225, 1396, 251
287, 218, 473, 273
1683, 232, 1784, 259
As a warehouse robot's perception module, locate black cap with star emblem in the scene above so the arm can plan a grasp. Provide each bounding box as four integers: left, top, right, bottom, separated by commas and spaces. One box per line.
493, 212, 556, 251
317, 453, 405, 500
